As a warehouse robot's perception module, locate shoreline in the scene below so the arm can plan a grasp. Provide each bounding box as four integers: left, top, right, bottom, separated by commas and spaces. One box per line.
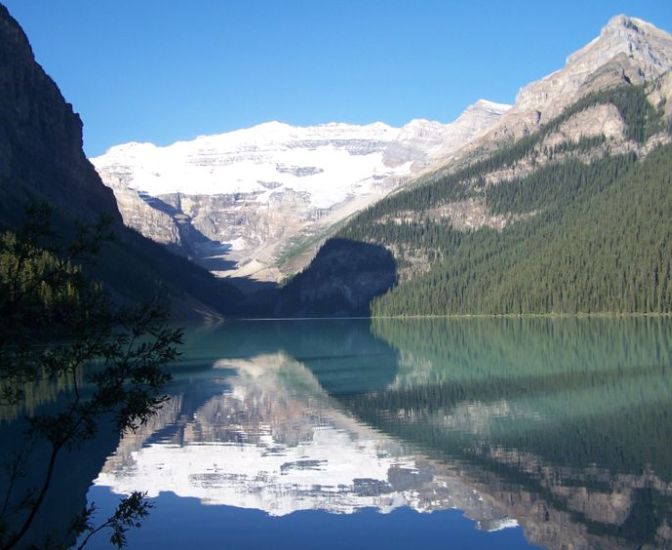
227, 312, 672, 322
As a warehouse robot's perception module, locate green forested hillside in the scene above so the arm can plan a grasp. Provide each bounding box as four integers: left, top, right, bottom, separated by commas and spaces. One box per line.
337, 84, 672, 315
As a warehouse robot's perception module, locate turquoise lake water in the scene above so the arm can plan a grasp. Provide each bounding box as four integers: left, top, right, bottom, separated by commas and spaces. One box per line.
6, 317, 672, 549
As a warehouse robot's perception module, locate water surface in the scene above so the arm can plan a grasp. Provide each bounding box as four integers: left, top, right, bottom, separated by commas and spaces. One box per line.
6, 318, 672, 549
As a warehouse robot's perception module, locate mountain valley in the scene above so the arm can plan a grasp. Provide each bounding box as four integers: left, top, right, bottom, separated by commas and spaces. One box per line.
88, 14, 672, 318
0, 4, 243, 318
2, 5, 672, 550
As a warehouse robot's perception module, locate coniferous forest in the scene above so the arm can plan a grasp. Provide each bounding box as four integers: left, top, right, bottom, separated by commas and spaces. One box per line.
337, 85, 672, 316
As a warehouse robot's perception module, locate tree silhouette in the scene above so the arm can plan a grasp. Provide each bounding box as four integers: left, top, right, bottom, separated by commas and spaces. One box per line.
0, 204, 181, 549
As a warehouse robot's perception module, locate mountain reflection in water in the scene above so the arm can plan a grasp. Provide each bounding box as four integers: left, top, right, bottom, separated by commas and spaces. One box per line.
97, 351, 514, 529
4, 319, 669, 548
86, 318, 672, 550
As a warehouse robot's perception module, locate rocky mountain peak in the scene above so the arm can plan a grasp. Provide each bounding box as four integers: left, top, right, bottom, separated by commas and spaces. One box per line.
454, 99, 512, 128
563, 14, 672, 80
471, 99, 512, 114
437, 14, 672, 158
601, 14, 659, 37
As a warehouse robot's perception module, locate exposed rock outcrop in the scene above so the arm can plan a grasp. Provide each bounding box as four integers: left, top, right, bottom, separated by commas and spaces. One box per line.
435, 15, 672, 166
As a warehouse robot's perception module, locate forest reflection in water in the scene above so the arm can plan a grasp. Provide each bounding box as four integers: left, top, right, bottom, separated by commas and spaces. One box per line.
3, 317, 672, 549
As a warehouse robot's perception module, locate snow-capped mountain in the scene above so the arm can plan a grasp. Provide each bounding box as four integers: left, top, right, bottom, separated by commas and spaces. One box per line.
91, 15, 672, 289
92, 102, 509, 282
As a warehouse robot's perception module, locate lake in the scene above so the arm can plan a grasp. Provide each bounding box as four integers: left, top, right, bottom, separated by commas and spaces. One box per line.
4, 318, 672, 549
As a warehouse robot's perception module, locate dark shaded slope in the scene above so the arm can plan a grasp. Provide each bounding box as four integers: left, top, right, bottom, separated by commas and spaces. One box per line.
0, 5, 241, 316
272, 238, 397, 317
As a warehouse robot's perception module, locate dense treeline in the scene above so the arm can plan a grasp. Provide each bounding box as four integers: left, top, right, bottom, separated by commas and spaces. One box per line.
374, 144, 672, 314
0, 206, 100, 335
485, 152, 636, 214
335, 83, 672, 315
340, 84, 662, 231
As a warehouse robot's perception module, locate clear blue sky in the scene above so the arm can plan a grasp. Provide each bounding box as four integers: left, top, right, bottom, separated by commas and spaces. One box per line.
3, 1, 671, 157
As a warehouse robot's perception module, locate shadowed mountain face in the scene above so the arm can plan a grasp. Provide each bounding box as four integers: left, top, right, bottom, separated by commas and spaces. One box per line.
0, 5, 118, 226
270, 238, 397, 317
0, 5, 242, 316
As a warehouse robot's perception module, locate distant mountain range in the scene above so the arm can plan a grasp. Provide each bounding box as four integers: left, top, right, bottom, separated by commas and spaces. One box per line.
90, 14, 672, 317
1, 4, 671, 317
92, 101, 509, 283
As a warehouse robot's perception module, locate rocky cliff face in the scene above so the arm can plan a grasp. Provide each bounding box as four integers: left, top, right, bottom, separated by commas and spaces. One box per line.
413, 15, 672, 238
92, 103, 509, 283
0, 5, 119, 224
434, 15, 672, 166
0, 4, 241, 315
519, 16, 672, 112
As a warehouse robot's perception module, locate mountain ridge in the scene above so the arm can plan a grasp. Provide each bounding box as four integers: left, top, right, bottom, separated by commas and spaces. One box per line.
93, 14, 672, 294
277, 14, 672, 317
439, 14, 672, 167
92, 99, 510, 283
